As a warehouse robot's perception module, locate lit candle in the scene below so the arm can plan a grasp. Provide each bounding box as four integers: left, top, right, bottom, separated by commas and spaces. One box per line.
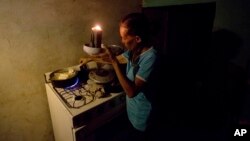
90, 25, 102, 48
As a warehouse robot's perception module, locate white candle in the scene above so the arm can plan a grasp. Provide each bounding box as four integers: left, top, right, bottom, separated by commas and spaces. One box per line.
91, 25, 102, 48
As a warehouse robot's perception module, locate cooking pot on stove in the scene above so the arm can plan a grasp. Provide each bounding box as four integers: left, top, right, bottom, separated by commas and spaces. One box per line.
88, 68, 123, 93
49, 68, 79, 88
103, 79, 123, 93
88, 69, 115, 84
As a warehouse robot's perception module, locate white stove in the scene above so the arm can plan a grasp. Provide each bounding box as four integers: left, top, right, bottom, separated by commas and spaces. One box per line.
44, 64, 126, 141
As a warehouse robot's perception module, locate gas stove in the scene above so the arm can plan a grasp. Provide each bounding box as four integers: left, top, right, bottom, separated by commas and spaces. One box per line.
44, 64, 126, 141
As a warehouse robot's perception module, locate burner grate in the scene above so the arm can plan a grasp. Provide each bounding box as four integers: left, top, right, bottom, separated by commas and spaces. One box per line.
53, 79, 105, 108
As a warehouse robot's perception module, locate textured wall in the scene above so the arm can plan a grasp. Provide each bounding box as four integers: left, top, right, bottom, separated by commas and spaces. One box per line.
0, 0, 141, 141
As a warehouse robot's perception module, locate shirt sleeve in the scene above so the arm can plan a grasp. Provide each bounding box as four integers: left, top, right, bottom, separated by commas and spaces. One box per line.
136, 53, 156, 82
122, 50, 129, 59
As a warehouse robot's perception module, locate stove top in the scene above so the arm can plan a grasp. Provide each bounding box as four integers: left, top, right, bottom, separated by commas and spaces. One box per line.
53, 79, 106, 108
45, 64, 124, 109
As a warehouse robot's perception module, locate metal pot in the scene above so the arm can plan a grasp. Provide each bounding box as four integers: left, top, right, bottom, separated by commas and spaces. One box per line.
88, 69, 115, 84
49, 68, 79, 88
103, 80, 123, 93
107, 44, 124, 56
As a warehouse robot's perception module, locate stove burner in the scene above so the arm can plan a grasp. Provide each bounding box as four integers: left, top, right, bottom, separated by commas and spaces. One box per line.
95, 69, 109, 76
75, 95, 83, 101
65, 77, 80, 89
72, 95, 86, 107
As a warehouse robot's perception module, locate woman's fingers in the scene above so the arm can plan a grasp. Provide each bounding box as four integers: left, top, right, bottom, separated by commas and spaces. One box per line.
79, 58, 92, 64
105, 47, 116, 60
79, 47, 115, 65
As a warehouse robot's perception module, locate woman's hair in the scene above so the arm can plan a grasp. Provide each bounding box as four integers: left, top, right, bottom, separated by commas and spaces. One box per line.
120, 12, 151, 45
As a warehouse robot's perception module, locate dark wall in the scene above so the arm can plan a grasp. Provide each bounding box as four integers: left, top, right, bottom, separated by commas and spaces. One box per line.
143, 2, 216, 92
142, 1, 216, 118
142, 2, 248, 140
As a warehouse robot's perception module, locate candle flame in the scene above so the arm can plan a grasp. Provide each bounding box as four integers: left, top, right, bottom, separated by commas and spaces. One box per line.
92, 25, 102, 31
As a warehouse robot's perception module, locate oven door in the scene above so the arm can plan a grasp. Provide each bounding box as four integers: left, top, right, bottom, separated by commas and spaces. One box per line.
73, 126, 95, 141
72, 99, 126, 141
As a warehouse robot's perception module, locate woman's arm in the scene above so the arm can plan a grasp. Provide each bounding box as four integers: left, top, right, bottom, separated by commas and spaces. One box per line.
80, 48, 127, 65
107, 48, 144, 98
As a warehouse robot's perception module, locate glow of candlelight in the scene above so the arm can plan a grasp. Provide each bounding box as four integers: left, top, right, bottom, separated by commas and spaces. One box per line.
92, 25, 102, 31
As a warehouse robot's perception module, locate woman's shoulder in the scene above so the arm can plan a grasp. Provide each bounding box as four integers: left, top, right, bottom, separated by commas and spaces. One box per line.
141, 46, 157, 58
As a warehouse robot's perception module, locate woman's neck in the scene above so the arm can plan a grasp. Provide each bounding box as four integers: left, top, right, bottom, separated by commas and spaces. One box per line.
131, 45, 151, 63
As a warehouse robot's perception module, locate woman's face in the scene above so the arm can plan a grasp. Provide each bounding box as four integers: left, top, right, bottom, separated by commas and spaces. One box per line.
119, 26, 139, 51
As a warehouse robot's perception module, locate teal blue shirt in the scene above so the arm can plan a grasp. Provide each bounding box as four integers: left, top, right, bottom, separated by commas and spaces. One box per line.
122, 47, 157, 131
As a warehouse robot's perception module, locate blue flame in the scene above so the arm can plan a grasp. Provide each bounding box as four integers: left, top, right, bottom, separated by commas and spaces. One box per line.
65, 78, 79, 89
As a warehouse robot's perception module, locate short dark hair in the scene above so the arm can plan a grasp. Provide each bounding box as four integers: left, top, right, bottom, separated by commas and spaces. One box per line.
120, 13, 150, 45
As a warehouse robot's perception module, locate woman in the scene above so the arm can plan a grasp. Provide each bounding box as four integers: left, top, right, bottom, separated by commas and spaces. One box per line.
105, 12, 158, 141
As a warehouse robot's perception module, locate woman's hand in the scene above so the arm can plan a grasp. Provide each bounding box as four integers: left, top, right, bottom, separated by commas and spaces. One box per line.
105, 47, 118, 64
79, 45, 121, 65
79, 51, 113, 65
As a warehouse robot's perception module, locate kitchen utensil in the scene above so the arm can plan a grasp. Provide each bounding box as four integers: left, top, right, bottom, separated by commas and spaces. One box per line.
49, 68, 79, 88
